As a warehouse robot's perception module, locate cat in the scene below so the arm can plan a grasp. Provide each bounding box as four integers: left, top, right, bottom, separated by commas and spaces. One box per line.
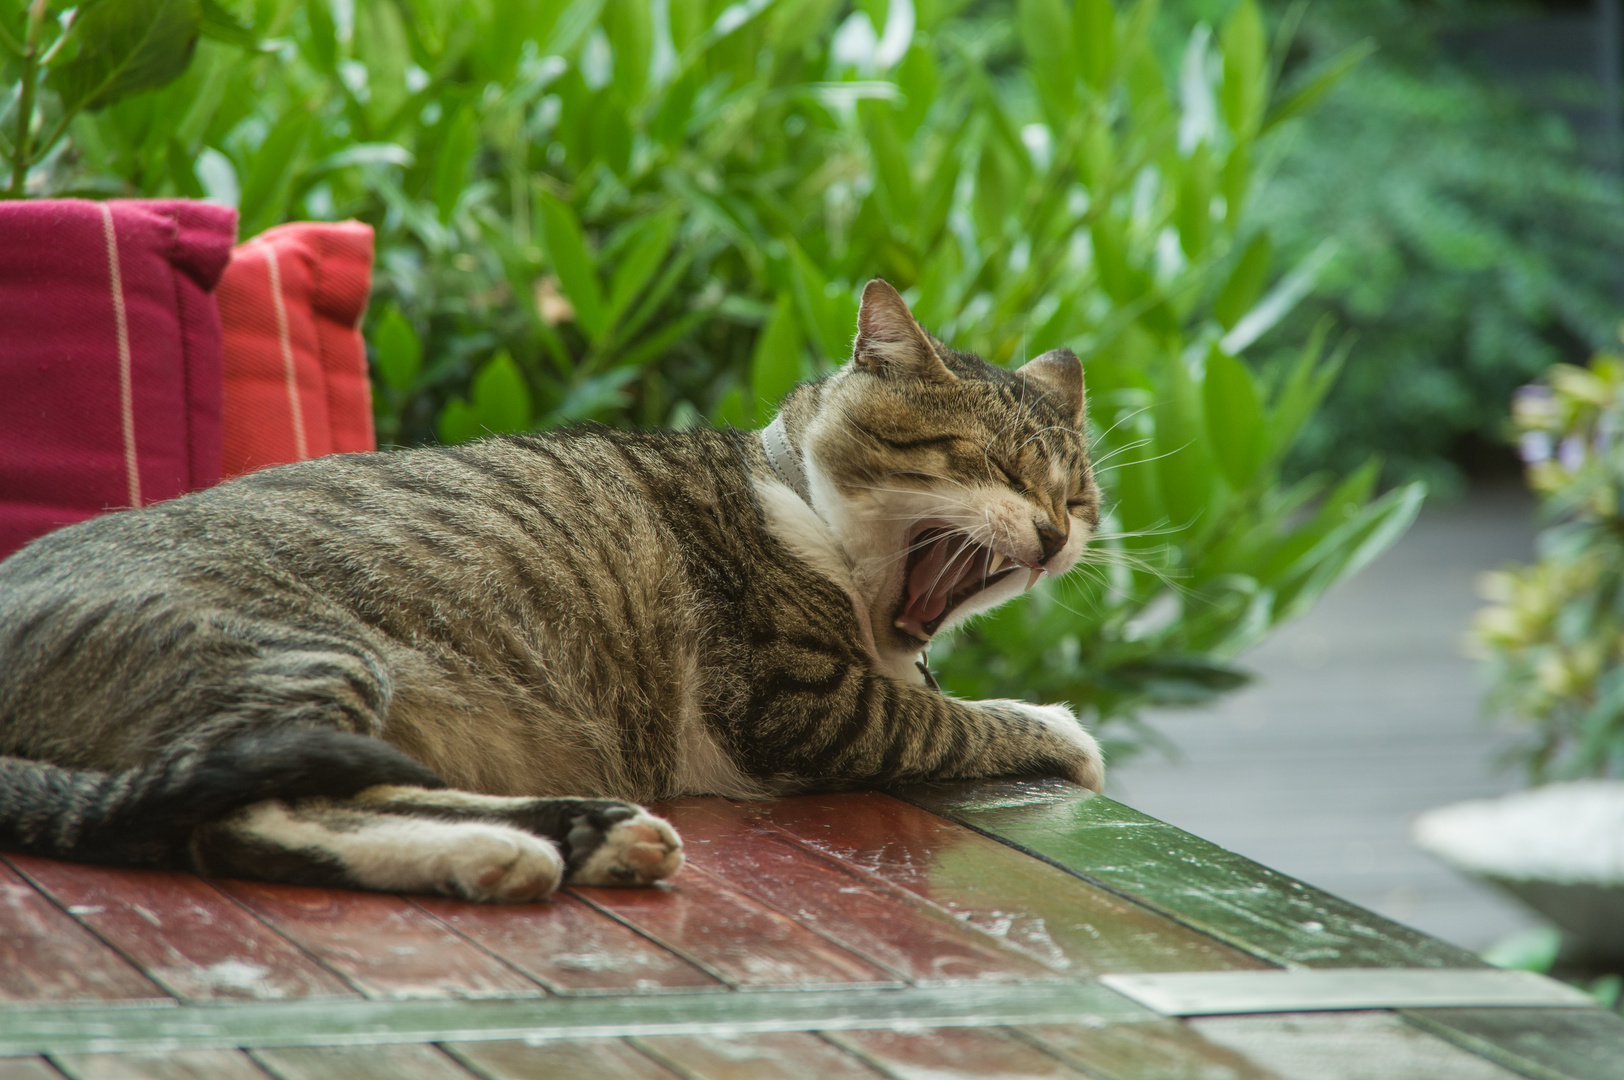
0, 279, 1103, 902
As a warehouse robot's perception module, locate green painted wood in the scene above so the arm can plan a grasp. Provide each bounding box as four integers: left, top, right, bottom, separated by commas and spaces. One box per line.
1018, 1020, 1283, 1080
0, 984, 1153, 1058
50, 1050, 273, 1080
1403, 1008, 1624, 1080
634, 1033, 887, 1079
1188, 1011, 1526, 1080
251, 1044, 480, 1080
749, 792, 1267, 975
444, 1038, 684, 1079
898, 779, 1482, 970
0, 1060, 64, 1080
827, 1026, 1094, 1078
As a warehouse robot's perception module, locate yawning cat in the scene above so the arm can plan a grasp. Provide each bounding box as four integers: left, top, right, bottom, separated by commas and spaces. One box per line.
0, 279, 1102, 901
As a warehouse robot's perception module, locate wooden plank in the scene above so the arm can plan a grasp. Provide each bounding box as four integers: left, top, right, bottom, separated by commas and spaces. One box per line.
572, 869, 898, 990
7, 856, 356, 1003
1405, 1007, 1624, 1080
1020, 1020, 1285, 1080
214, 880, 540, 1000
828, 1026, 1092, 1079
252, 1045, 478, 1080
657, 799, 1057, 986
747, 792, 1266, 975
0, 984, 1151, 1057
0, 859, 168, 1004
445, 1039, 680, 1080
413, 892, 723, 996
0, 1061, 65, 1080
634, 1033, 886, 1079
51, 1051, 271, 1080
1189, 1011, 1526, 1080
899, 779, 1481, 969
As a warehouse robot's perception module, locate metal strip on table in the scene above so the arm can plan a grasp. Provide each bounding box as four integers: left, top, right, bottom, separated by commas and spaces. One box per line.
1100, 968, 1596, 1017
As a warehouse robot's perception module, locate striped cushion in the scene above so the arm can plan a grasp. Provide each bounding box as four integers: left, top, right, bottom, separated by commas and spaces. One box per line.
215, 222, 376, 478
0, 199, 237, 560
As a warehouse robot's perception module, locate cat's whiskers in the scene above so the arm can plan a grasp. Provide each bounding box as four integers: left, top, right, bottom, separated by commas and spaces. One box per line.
1086, 436, 1154, 472
1088, 405, 1153, 452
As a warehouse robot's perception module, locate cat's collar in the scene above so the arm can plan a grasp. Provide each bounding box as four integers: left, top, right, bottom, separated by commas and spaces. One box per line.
761, 413, 812, 505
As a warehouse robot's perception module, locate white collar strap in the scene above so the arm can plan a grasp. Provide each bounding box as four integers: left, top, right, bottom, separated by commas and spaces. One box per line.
761, 413, 811, 504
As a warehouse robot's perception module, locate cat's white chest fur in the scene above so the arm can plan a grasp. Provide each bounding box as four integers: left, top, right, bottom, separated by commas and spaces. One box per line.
751, 475, 923, 685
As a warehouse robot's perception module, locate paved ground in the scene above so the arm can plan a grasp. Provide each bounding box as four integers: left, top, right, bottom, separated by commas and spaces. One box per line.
1109, 482, 1548, 954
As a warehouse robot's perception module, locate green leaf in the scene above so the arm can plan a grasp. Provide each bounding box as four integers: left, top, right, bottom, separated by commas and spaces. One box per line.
303, 0, 338, 73
197, 0, 256, 49
710, 385, 750, 429
606, 209, 680, 329
603, 0, 652, 104
861, 99, 916, 222
48, 0, 202, 114
437, 398, 483, 445
1174, 141, 1214, 259
372, 305, 422, 392
470, 350, 535, 434
1220, 239, 1336, 354
538, 191, 607, 340
1156, 349, 1216, 534
787, 239, 857, 364
1213, 233, 1272, 330
1262, 38, 1376, 135
751, 294, 804, 425
236, 106, 313, 235
1267, 319, 1348, 465
1018, 0, 1075, 125
549, 367, 640, 424
433, 106, 480, 223
1203, 346, 1265, 491
1074, 0, 1115, 92
1218, 0, 1265, 138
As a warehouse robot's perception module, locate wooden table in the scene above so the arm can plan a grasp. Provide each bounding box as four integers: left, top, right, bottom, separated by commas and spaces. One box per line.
0, 779, 1619, 1079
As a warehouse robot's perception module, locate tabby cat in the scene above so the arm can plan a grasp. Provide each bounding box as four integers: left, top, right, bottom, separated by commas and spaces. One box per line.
0, 280, 1102, 902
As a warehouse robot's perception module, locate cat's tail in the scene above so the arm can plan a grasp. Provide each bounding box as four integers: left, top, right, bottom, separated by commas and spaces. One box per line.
0, 727, 444, 869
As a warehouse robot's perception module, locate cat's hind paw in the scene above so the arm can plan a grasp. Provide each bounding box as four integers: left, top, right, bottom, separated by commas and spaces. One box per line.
445, 823, 566, 902
565, 805, 684, 886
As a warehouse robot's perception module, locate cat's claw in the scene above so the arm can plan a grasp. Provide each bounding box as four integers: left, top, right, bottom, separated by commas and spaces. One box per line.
566, 806, 684, 886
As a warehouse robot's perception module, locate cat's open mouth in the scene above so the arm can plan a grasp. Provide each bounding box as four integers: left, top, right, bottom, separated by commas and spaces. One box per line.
895, 526, 1040, 641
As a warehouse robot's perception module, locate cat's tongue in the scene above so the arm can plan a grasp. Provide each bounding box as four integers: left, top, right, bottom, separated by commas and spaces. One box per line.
902, 533, 968, 636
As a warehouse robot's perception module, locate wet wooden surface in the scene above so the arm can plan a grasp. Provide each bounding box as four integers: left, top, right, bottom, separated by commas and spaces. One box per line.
0, 786, 1619, 1079
8, 856, 355, 1003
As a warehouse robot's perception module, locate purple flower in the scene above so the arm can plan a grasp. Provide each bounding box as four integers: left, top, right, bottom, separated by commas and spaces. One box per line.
1520, 431, 1553, 465
1558, 435, 1587, 471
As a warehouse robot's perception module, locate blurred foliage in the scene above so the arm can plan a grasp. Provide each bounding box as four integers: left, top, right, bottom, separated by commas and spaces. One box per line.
1232, 0, 1624, 495
2, 0, 1424, 760
1473, 357, 1624, 782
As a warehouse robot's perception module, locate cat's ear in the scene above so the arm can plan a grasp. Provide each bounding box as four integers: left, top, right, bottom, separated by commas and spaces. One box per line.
852, 279, 956, 383
1017, 348, 1087, 427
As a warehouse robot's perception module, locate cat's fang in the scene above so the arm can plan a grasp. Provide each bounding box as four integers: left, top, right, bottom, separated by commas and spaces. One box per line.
1025, 568, 1043, 591
987, 552, 1006, 573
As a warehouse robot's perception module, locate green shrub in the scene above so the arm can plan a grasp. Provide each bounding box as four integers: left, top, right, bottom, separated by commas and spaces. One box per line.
1241, 0, 1624, 494
2, 0, 1422, 761
1473, 358, 1624, 781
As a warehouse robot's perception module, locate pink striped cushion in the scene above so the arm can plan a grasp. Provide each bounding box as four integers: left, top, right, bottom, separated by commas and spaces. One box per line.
215, 221, 376, 478
0, 199, 238, 559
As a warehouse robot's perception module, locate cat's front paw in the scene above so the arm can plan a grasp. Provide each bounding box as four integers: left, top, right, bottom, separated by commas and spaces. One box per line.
565, 805, 685, 886
1018, 701, 1105, 792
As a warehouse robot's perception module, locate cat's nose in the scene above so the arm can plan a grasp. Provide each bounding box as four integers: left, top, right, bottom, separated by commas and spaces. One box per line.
1036, 521, 1069, 564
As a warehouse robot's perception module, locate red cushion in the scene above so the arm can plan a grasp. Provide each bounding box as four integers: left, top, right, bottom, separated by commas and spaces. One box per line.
215, 222, 376, 478
0, 199, 237, 560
